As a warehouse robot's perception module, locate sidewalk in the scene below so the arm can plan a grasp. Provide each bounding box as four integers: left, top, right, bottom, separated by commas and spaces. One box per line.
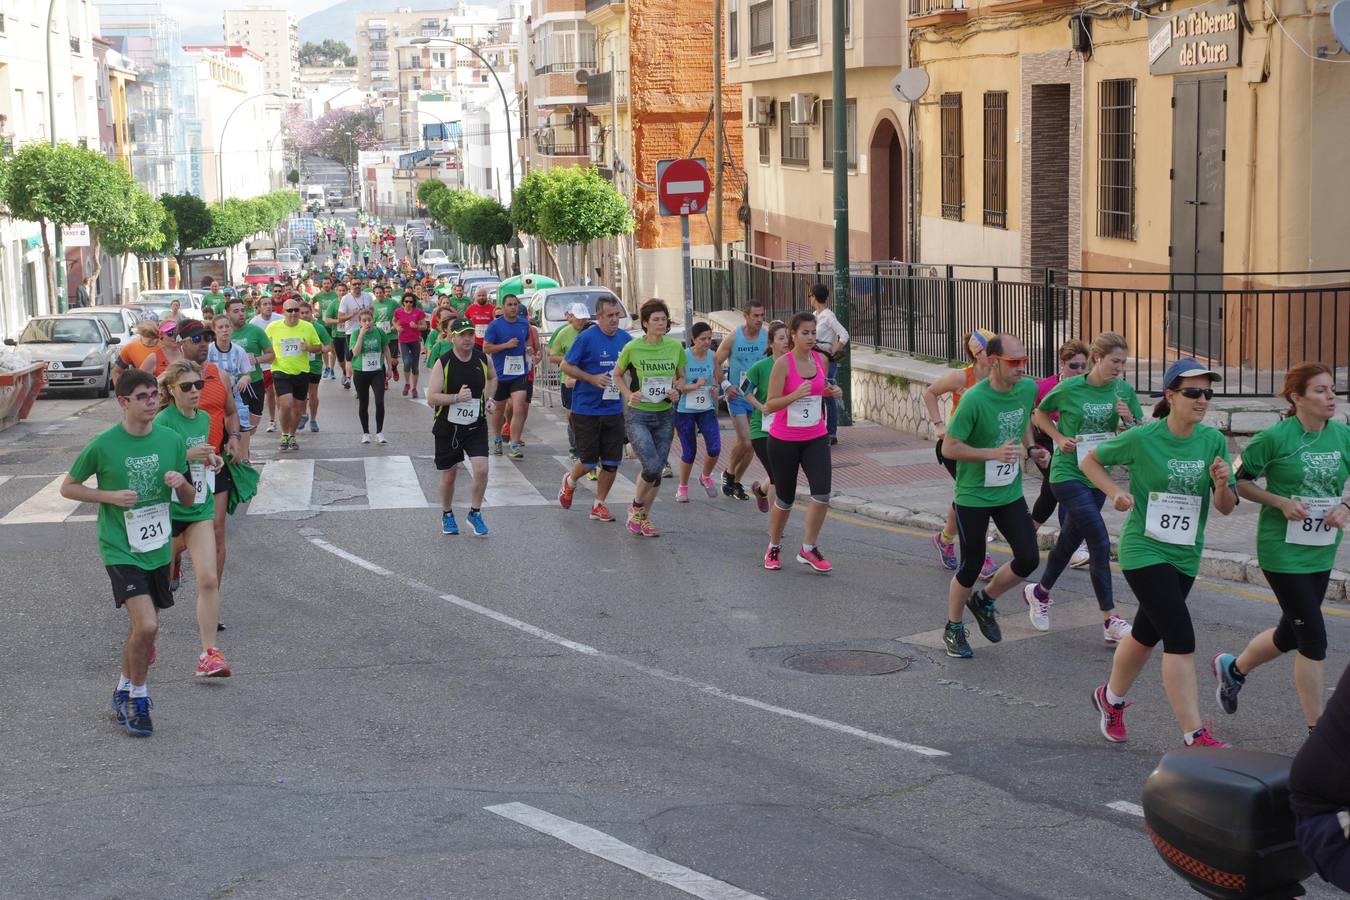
816, 419, 1350, 602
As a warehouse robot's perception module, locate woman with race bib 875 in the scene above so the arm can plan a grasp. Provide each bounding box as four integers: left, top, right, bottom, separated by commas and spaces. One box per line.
1212, 362, 1350, 732
1081, 357, 1237, 748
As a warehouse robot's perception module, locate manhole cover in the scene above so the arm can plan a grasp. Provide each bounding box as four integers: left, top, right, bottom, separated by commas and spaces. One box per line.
782, 650, 912, 676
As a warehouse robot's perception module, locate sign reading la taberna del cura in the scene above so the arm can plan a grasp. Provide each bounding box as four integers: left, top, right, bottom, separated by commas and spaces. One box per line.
1147, 0, 1243, 75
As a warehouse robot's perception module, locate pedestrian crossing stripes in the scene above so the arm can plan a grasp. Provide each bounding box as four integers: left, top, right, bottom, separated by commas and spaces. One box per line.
552, 456, 638, 506
0, 475, 87, 525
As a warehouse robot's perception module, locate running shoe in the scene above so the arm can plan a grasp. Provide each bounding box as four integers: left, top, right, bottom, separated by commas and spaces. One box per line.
492, 436, 504, 456
979, 555, 998, 580
124, 696, 153, 736
1103, 614, 1132, 644
279, 436, 290, 453
931, 532, 958, 571
266, 420, 277, 433
943, 622, 974, 659
309, 420, 319, 433
586, 468, 598, 482
411, 388, 419, 400
1021, 584, 1053, 632
639, 516, 659, 538
722, 472, 736, 497
1069, 544, 1091, 569
343, 379, 351, 390
289, 435, 300, 451
507, 442, 523, 460
730, 482, 750, 502
375, 433, 387, 444
699, 474, 718, 499
626, 506, 645, 535
361, 434, 371, 444
1211, 652, 1244, 715
965, 590, 1002, 643
675, 485, 690, 503
558, 474, 575, 509
764, 545, 782, 570
1092, 684, 1129, 742
441, 511, 459, 535
1186, 726, 1231, 749
111, 688, 129, 725
298, 415, 309, 430
797, 546, 832, 574
402, 383, 410, 396
467, 510, 489, 537
195, 648, 231, 678
501, 421, 511, 440
322, 367, 332, 379
589, 502, 615, 522
662, 463, 673, 480
751, 481, 770, 513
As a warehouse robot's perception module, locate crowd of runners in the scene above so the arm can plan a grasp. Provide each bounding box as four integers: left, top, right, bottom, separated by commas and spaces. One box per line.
60, 234, 1350, 805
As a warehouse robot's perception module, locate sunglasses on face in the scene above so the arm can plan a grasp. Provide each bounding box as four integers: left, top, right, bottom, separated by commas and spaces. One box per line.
283, 306, 301, 313
1175, 387, 1215, 400
184, 333, 208, 343
996, 355, 1028, 367
175, 380, 205, 392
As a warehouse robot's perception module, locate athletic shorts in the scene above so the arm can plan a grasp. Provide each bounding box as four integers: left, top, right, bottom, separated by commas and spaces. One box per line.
728, 396, 754, 418
434, 422, 489, 470
399, 341, 421, 371
171, 518, 207, 538
241, 381, 266, 419
332, 334, 351, 362
272, 372, 310, 401
106, 563, 174, 610
493, 376, 529, 402
215, 459, 234, 496
560, 384, 572, 410
308, 372, 321, 385
573, 413, 626, 466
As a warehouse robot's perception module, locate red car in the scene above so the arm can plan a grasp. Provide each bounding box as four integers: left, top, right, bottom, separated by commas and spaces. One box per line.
243, 260, 282, 285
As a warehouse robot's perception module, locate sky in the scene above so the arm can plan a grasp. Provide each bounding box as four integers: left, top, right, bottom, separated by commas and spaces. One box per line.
158, 0, 335, 31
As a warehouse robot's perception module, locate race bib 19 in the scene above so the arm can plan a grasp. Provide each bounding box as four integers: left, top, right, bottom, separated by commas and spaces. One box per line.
1286, 496, 1339, 547
125, 503, 170, 554
1145, 491, 1201, 546
685, 387, 712, 411
1075, 432, 1114, 465
642, 376, 673, 404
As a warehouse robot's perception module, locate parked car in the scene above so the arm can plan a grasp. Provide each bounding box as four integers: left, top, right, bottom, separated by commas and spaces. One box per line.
277, 248, 304, 276
134, 290, 203, 321
432, 262, 462, 279
526, 287, 634, 341
4, 315, 120, 397
418, 248, 448, 273
243, 260, 283, 286
66, 305, 145, 349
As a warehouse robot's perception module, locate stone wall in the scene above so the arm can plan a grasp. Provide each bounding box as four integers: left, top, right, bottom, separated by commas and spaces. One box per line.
848, 350, 954, 439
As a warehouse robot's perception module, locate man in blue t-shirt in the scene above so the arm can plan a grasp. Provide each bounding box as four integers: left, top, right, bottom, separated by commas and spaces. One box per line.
482, 293, 535, 458
557, 295, 632, 522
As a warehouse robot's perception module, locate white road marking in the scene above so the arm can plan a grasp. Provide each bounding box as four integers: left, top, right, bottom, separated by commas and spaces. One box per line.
553, 455, 637, 506
309, 538, 948, 758
364, 455, 429, 509
0, 475, 11, 488
0, 475, 83, 524
477, 456, 549, 508
485, 802, 765, 900
1106, 800, 1144, 817
247, 458, 315, 515
898, 602, 1109, 650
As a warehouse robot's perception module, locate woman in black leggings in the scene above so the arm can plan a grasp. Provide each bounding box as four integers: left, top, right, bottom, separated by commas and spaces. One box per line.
350, 309, 395, 444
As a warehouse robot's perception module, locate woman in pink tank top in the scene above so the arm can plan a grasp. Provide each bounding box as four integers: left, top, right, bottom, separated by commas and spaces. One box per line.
759, 312, 844, 573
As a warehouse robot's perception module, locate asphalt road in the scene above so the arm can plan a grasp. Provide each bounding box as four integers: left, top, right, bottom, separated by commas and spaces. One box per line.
2, 382, 1344, 899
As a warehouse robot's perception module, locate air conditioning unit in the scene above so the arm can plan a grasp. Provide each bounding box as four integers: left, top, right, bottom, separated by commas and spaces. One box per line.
744, 95, 774, 128
789, 92, 818, 126
574, 68, 593, 85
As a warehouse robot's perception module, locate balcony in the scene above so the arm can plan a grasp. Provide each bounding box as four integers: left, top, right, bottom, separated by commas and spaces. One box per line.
585, 0, 624, 14
585, 69, 627, 108
369, 40, 387, 50
533, 59, 595, 77
908, 0, 968, 23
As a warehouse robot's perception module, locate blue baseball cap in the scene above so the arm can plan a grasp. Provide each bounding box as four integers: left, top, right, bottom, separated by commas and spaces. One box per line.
1160, 357, 1222, 392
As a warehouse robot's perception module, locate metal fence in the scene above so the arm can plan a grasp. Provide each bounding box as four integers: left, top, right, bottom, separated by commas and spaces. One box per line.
691, 254, 1350, 397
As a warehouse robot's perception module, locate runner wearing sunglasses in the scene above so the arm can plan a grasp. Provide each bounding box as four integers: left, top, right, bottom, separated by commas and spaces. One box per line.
394, 291, 428, 399
264, 298, 324, 452
936, 335, 1049, 657
1030, 341, 1091, 561
60, 368, 194, 736
1083, 357, 1236, 747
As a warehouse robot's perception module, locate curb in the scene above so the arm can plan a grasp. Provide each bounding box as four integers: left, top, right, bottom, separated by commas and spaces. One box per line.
830, 494, 1350, 604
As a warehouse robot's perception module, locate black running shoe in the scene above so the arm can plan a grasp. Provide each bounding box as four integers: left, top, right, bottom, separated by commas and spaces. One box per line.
943, 622, 974, 658
721, 472, 736, 497
124, 696, 153, 736
965, 590, 1002, 643
731, 482, 750, 501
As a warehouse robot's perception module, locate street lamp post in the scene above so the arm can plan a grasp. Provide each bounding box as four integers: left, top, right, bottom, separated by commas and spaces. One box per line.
46, 0, 67, 312
410, 36, 519, 271
215, 91, 287, 203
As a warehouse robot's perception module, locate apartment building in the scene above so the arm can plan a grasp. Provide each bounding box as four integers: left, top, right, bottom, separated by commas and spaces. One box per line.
224, 5, 300, 98
726, 0, 905, 263
181, 45, 283, 203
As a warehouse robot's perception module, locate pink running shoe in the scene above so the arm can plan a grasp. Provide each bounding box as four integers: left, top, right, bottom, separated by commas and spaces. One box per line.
639, 516, 659, 538
195, 647, 231, 678
1185, 726, 1231, 749
763, 545, 782, 570
626, 506, 645, 535
751, 482, 770, 514
699, 474, 719, 498
979, 555, 998, 580
1092, 684, 1129, 743
674, 485, 690, 503
796, 546, 832, 574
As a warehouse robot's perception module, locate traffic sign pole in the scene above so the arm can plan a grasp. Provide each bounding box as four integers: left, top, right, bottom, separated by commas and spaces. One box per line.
680, 204, 693, 348
656, 159, 711, 347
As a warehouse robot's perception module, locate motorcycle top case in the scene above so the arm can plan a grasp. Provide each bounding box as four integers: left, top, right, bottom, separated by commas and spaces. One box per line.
1142, 748, 1315, 899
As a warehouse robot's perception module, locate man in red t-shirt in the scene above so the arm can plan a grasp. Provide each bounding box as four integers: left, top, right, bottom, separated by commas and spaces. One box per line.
464, 286, 497, 348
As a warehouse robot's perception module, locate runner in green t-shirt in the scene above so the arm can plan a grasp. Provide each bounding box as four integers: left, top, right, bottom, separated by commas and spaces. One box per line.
937, 334, 1049, 659
1214, 363, 1350, 730
226, 297, 272, 464
1025, 331, 1143, 641
740, 320, 788, 513
350, 309, 395, 443
312, 280, 339, 379
202, 283, 227, 315
298, 304, 333, 434
61, 367, 194, 736
1082, 357, 1237, 749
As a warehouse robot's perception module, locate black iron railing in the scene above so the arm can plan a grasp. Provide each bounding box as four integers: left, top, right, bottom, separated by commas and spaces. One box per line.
691, 253, 1350, 397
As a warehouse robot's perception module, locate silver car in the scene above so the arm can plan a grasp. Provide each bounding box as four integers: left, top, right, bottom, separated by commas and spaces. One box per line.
4, 315, 120, 397
65, 306, 145, 348
527, 287, 633, 341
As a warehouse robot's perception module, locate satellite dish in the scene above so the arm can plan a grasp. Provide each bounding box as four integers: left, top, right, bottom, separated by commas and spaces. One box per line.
891, 68, 931, 103
1333, 0, 1350, 53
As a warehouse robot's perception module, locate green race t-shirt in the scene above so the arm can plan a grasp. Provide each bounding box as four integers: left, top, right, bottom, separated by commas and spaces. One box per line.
616, 336, 686, 412
946, 377, 1039, 508
1037, 374, 1144, 487
351, 328, 392, 373
68, 423, 190, 569
266, 319, 321, 376
447, 294, 470, 315
1094, 419, 1235, 576
548, 325, 583, 387
231, 323, 269, 383
1236, 417, 1350, 574
745, 355, 776, 440
425, 335, 453, 364
372, 298, 398, 335
315, 292, 339, 329
307, 320, 332, 374
203, 292, 226, 315
153, 406, 215, 523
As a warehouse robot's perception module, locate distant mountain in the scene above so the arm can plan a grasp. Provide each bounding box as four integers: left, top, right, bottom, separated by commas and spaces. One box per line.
298, 0, 475, 46
180, 23, 223, 46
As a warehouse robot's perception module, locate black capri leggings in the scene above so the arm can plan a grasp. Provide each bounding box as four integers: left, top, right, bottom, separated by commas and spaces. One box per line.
1122, 563, 1197, 654
953, 499, 1040, 588
768, 434, 831, 510
353, 369, 386, 434
751, 436, 772, 484
1265, 569, 1331, 662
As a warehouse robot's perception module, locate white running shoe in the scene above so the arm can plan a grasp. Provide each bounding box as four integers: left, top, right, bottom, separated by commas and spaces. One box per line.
375, 433, 388, 444
1103, 614, 1133, 644
265, 420, 277, 433
1069, 543, 1091, 569
1022, 583, 1052, 632
360, 434, 371, 444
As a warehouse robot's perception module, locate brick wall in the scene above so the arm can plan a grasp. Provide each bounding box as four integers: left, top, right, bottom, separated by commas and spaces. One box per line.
1019, 52, 1082, 274
629, 0, 744, 251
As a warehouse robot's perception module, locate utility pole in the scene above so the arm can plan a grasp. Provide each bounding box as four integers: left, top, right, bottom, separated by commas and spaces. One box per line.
830, 0, 852, 425
46, 0, 67, 313
712, 0, 724, 264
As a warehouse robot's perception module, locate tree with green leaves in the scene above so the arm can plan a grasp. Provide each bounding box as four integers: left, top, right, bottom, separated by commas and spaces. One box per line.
510, 166, 632, 283
160, 192, 212, 269
417, 179, 448, 205
102, 192, 167, 297
299, 39, 356, 67
456, 196, 513, 269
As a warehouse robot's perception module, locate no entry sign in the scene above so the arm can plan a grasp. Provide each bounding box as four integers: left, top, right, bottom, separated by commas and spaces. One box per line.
656, 158, 711, 217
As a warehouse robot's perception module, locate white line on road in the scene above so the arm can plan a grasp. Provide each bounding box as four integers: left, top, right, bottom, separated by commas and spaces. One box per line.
364, 455, 429, 509
0, 475, 82, 525
485, 802, 765, 900
248, 458, 315, 515
309, 538, 948, 758
1106, 800, 1144, 817
0, 475, 11, 489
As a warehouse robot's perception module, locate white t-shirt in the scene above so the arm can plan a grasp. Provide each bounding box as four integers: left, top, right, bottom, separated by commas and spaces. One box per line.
338, 292, 373, 335
249, 313, 283, 370
813, 308, 849, 354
